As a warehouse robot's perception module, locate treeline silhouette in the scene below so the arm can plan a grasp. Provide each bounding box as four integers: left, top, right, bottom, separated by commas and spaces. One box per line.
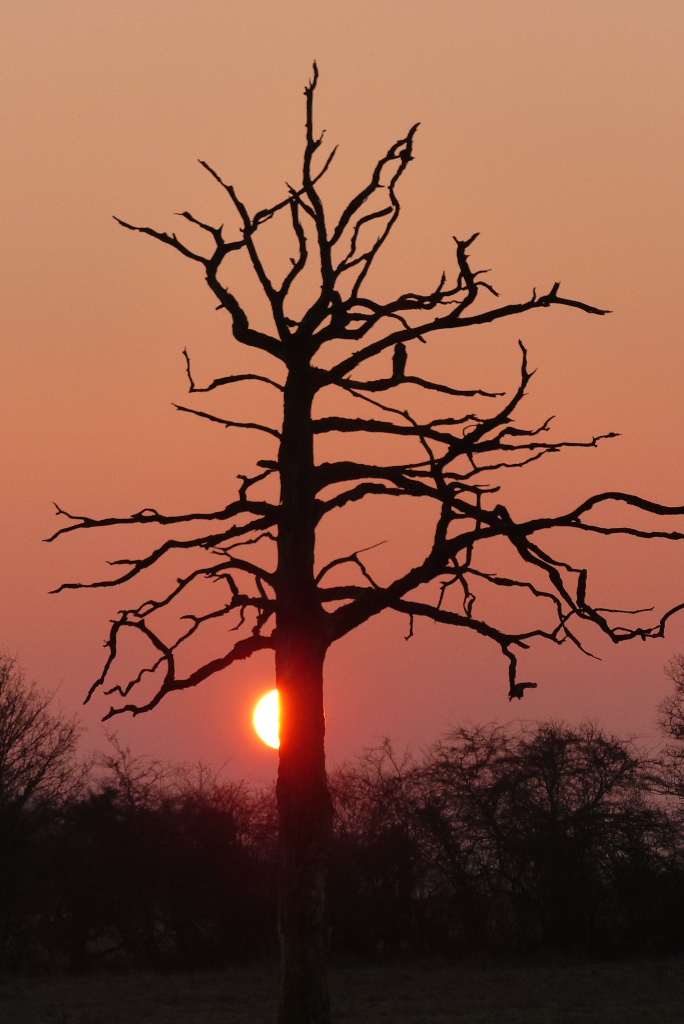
3, 652, 684, 971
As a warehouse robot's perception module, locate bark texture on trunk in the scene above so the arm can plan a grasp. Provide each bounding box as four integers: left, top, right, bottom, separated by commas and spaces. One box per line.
276, 361, 334, 1024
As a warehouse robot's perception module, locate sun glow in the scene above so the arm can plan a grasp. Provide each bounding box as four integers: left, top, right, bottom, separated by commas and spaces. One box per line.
253, 689, 280, 749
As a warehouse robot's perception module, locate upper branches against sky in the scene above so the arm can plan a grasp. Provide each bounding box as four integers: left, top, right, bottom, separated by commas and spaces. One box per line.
48, 64, 684, 718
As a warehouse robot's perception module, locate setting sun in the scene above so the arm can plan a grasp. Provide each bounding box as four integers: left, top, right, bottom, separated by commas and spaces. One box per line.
253, 689, 280, 749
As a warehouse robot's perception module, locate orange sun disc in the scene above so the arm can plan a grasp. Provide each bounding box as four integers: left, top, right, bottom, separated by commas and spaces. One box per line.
253, 689, 279, 749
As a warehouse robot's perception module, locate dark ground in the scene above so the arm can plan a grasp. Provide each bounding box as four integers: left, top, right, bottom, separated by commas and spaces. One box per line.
1, 958, 684, 1023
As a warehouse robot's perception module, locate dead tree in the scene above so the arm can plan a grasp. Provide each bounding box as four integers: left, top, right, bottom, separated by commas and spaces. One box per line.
49, 67, 684, 1023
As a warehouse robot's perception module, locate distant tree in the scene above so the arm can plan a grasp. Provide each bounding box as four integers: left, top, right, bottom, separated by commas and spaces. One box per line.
49, 68, 684, 1022
656, 655, 684, 800
0, 653, 82, 815
418, 722, 673, 953
329, 743, 424, 956
50, 743, 277, 971
0, 653, 83, 967
660, 655, 684, 744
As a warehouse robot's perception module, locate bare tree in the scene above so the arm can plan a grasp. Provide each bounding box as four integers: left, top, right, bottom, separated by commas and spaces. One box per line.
417, 722, 670, 952
0, 654, 82, 969
655, 655, 684, 803
0, 653, 82, 814
49, 68, 684, 1023
660, 656, 684, 742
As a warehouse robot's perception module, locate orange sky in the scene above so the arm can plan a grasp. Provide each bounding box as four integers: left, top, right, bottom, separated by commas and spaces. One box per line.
1, 1, 684, 780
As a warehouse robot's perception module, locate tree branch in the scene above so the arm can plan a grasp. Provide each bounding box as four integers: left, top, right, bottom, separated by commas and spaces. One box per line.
90, 627, 274, 720
173, 403, 281, 438
50, 517, 277, 593
182, 348, 284, 394
45, 500, 277, 543
327, 281, 608, 379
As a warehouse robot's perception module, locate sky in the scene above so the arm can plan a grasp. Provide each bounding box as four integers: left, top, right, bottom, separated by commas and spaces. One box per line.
1, 0, 684, 782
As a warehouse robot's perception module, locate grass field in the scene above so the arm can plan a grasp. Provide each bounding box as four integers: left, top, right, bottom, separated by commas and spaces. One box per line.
1, 958, 683, 1023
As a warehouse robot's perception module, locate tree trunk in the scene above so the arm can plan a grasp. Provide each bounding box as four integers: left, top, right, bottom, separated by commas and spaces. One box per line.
276, 634, 333, 1024
276, 360, 334, 1024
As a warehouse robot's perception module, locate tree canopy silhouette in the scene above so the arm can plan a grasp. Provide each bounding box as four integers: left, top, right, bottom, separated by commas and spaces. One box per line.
0, 653, 82, 815
49, 67, 684, 1024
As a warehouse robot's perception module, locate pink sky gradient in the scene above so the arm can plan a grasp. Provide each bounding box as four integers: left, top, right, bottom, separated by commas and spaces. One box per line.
1, 1, 683, 781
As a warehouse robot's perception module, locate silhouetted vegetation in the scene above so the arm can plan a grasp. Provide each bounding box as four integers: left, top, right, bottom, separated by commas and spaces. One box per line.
47, 64, 684, 1024
4, 654, 684, 973
0, 653, 85, 970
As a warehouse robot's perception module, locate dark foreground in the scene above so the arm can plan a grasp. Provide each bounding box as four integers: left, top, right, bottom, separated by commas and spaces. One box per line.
1, 959, 684, 1023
